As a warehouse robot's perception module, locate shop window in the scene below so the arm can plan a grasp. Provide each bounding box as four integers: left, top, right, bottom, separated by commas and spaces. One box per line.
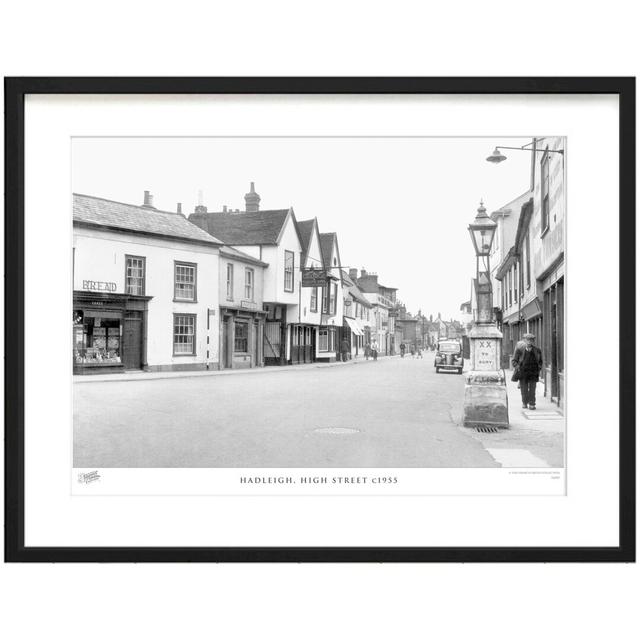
234, 322, 248, 352
284, 251, 294, 292
173, 314, 196, 355
244, 267, 254, 300
73, 312, 122, 365
310, 286, 318, 312
318, 328, 335, 352
226, 263, 234, 300
125, 255, 145, 295
174, 262, 197, 301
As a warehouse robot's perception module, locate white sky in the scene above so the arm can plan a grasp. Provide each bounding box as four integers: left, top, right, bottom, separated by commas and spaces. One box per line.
72, 137, 532, 320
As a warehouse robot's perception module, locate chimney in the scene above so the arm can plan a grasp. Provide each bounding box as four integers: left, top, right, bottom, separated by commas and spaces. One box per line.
177, 203, 182, 215
222, 205, 228, 213
142, 190, 155, 208
360, 269, 368, 278
194, 204, 208, 214
244, 181, 261, 212
349, 268, 358, 280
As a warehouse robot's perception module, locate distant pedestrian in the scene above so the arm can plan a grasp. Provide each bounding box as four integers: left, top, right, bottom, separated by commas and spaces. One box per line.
409, 344, 415, 358
416, 345, 423, 358
364, 342, 371, 360
512, 333, 543, 410
340, 337, 350, 362
371, 339, 379, 361
400, 343, 406, 358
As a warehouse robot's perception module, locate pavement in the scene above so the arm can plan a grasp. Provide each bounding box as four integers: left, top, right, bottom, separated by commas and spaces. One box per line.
73, 353, 565, 468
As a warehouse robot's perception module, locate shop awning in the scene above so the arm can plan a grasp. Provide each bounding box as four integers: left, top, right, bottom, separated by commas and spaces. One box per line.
521, 297, 542, 321
344, 317, 364, 336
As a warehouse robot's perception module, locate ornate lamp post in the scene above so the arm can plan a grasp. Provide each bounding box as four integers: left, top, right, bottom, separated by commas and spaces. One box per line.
463, 200, 509, 428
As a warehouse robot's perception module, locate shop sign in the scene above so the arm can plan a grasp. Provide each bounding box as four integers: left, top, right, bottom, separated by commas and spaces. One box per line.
83, 280, 117, 292
241, 300, 257, 310
301, 268, 327, 287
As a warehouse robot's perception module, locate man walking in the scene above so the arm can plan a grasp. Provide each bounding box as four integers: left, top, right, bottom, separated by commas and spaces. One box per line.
340, 336, 350, 362
370, 339, 379, 361
400, 342, 406, 358
512, 333, 543, 410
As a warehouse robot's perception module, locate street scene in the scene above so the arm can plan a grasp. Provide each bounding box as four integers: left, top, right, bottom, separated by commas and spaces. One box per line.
74, 354, 563, 468
72, 136, 565, 469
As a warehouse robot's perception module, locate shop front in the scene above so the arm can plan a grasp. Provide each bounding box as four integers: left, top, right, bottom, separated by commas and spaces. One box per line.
289, 324, 316, 364
73, 291, 150, 374
220, 304, 266, 370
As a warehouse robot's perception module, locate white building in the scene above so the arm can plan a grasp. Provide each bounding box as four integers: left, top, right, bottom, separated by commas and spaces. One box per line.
189, 184, 307, 365
73, 192, 222, 373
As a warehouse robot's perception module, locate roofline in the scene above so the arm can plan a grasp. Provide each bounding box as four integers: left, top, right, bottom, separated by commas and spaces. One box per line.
73, 192, 183, 218
73, 220, 222, 248
219, 246, 268, 267
275, 207, 304, 248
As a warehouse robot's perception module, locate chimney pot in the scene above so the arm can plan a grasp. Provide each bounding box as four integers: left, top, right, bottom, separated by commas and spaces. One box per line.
143, 190, 154, 208
245, 181, 261, 212
177, 203, 182, 214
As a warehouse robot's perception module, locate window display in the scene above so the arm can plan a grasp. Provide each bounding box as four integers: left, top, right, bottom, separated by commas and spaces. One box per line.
73, 312, 122, 365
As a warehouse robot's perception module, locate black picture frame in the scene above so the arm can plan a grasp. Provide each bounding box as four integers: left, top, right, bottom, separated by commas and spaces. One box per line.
4, 77, 635, 563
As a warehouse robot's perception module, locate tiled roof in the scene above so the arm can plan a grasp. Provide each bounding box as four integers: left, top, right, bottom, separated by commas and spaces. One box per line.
188, 209, 291, 245
319, 232, 336, 267
296, 219, 315, 254
73, 193, 222, 245
219, 245, 268, 267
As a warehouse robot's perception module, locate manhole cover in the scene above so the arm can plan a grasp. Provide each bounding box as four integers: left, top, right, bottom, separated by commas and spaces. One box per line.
313, 427, 360, 435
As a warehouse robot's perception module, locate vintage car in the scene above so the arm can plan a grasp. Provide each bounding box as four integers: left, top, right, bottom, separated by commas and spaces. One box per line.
434, 339, 464, 374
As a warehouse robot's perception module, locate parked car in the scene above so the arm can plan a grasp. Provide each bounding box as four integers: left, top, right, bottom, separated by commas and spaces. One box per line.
434, 339, 463, 374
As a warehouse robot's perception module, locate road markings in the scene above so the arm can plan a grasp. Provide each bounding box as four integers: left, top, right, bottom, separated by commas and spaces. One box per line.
485, 448, 549, 467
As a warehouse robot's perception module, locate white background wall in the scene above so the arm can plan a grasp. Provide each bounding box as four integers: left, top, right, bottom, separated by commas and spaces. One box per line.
2, 4, 638, 640
74, 229, 219, 367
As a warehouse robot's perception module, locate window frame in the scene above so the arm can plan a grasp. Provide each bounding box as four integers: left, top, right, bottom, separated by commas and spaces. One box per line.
244, 267, 254, 301
172, 313, 197, 356
540, 148, 550, 237
226, 263, 234, 301
124, 254, 146, 296
173, 260, 198, 303
284, 250, 294, 292
329, 282, 337, 315
310, 285, 318, 312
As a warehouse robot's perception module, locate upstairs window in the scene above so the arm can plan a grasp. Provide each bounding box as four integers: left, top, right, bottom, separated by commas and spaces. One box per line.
310, 286, 318, 312
541, 150, 550, 234
329, 283, 337, 314
226, 263, 234, 300
284, 251, 294, 292
125, 255, 145, 296
174, 262, 197, 301
244, 267, 254, 300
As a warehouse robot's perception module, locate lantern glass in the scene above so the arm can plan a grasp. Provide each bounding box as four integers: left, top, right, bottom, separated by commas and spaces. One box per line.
468, 223, 496, 256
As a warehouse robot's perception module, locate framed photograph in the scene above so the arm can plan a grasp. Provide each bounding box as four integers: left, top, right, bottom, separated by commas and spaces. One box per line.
5, 77, 635, 562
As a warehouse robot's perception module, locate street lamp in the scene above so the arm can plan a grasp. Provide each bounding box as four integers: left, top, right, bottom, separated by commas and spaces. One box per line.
467, 200, 497, 324
486, 140, 564, 164
463, 200, 509, 429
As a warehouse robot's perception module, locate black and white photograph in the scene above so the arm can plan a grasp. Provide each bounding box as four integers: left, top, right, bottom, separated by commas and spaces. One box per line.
72, 135, 566, 475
